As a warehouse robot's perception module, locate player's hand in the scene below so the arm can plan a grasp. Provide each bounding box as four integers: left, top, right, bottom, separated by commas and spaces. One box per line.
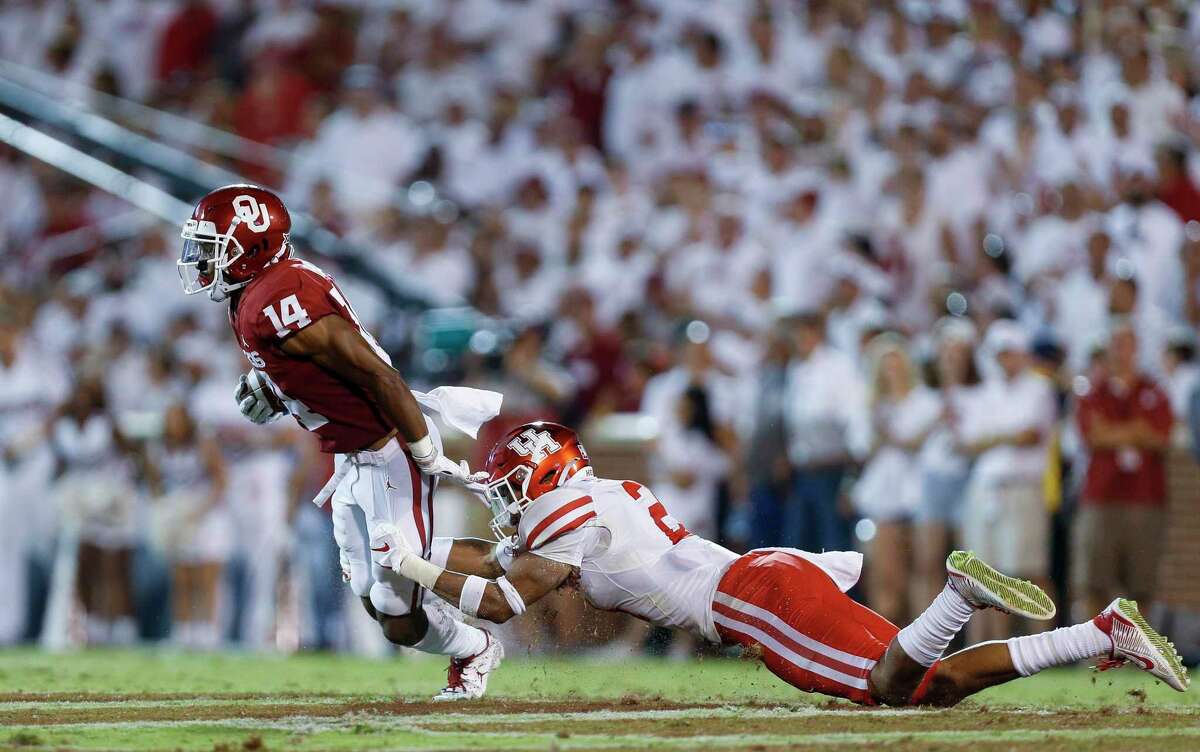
409, 438, 488, 486
235, 370, 286, 425
370, 522, 417, 574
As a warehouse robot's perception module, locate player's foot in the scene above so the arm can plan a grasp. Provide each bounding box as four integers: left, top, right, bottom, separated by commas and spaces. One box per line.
432, 631, 504, 701
1093, 598, 1189, 692
946, 550, 1056, 620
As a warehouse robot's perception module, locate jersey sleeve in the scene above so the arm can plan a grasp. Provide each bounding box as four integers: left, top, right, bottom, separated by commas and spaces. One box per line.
246, 265, 343, 345
518, 491, 596, 567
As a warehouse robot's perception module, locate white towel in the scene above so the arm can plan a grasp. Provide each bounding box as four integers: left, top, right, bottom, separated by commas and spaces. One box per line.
411, 386, 503, 439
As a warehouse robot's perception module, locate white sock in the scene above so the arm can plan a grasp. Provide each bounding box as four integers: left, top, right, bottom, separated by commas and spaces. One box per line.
86, 617, 111, 646
111, 617, 137, 646
413, 604, 488, 659
174, 622, 194, 647
1007, 622, 1111, 676
193, 622, 220, 650
896, 583, 977, 666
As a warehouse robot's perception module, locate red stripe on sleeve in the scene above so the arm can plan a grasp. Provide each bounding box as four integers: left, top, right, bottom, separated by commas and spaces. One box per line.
526, 496, 592, 549
534, 511, 597, 550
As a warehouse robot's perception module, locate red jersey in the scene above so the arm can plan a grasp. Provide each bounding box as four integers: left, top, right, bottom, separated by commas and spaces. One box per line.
1077, 375, 1173, 506
230, 258, 392, 453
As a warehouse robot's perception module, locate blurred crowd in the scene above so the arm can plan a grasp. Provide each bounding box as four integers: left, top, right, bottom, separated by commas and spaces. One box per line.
3, 0, 1200, 654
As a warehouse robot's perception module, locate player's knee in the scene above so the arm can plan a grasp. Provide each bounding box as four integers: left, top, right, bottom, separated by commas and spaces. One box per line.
378, 611, 427, 646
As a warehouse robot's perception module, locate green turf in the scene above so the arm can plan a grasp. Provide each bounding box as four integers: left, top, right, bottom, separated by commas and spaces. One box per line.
0, 647, 1193, 706
0, 648, 1195, 750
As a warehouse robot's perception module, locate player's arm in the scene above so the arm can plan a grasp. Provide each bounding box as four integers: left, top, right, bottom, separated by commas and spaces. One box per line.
432, 552, 571, 624
441, 537, 510, 579
382, 532, 570, 623
281, 314, 428, 444
279, 314, 474, 480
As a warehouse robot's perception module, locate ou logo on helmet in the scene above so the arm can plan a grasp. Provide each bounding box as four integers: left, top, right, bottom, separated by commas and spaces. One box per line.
233, 194, 272, 233
508, 429, 562, 463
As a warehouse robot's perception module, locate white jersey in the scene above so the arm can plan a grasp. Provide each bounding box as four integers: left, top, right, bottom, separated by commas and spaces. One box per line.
516, 473, 738, 643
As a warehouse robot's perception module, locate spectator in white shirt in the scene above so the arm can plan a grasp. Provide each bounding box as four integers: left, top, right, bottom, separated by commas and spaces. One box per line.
958, 319, 1056, 643
288, 65, 426, 228
852, 333, 940, 625
1161, 328, 1200, 422
913, 317, 981, 608
783, 311, 868, 553
651, 384, 730, 541
1053, 228, 1114, 373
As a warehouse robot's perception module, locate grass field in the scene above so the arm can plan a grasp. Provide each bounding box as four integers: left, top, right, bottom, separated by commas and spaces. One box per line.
0, 648, 1195, 750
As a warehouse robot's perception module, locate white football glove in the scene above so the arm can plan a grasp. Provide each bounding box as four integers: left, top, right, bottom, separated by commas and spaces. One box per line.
235, 370, 287, 425
408, 435, 489, 486
370, 522, 417, 574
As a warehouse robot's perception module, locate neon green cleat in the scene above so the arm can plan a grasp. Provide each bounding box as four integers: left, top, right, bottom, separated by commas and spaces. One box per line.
946, 550, 1056, 620
1093, 598, 1189, 692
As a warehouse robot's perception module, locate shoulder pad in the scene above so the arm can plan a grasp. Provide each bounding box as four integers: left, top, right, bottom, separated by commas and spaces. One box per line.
519, 490, 597, 551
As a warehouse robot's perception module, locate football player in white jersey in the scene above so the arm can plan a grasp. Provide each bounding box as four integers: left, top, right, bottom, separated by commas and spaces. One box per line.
375, 422, 1189, 703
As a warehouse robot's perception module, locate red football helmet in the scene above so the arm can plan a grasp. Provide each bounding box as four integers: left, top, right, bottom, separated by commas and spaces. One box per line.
179, 184, 292, 300
483, 421, 591, 538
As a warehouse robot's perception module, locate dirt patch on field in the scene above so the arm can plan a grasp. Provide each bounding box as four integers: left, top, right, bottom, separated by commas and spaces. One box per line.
0, 692, 347, 704
0, 695, 719, 726
478, 707, 1200, 739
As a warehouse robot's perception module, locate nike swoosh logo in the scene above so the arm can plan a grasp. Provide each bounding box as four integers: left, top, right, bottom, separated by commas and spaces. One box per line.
1126, 654, 1155, 671
372, 544, 390, 553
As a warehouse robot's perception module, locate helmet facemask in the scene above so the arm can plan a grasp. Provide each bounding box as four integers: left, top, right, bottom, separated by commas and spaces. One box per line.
178, 217, 250, 301
484, 464, 533, 540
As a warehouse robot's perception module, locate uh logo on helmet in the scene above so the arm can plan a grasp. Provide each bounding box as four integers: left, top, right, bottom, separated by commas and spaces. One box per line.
178, 183, 292, 301
482, 422, 592, 539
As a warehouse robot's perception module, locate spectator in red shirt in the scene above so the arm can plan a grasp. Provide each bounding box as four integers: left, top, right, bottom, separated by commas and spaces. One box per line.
155, 1, 218, 85
233, 53, 314, 148
1156, 144, 1200, 225
1073, 321, 1173, 618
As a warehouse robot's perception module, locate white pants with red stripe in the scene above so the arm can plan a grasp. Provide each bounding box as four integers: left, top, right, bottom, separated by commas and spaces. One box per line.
330, 427, 438, 618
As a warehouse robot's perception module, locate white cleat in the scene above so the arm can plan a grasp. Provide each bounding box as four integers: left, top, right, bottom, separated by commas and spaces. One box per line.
432, 631, 504, 701
1093, 598, 1189, 692
946, 550, 1056, 620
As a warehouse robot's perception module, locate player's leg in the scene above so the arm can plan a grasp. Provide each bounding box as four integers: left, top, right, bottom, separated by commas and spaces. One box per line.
866, 520, 911, 625
367, 451, 492, 655
912, 596, 1189, 706
714, 551, 896, 705
171, 562, 193, 646
193, 562, 223, 649
110, 546, 137, 645
361, 442, 501, 700
1070, 506, 1111, 622
871, 550, 1056, 704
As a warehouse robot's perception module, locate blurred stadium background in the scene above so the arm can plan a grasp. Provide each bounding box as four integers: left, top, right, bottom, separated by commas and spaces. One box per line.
2, 0, 1200, 673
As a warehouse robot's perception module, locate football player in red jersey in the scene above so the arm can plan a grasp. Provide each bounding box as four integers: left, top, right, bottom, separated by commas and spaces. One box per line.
377, 421, 1188, 704
178, 184, 502, 700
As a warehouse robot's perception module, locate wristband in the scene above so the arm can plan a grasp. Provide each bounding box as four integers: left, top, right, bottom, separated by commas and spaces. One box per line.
495, 576, 526, 616
408, 434, 435, 462
397, 554, 444, 590
459, 575, 488, 618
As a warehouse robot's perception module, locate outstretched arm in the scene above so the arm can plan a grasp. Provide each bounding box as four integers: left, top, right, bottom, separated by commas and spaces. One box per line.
380, 530, 572, 624
440, 537, 510, 578
431, 552, 572, 624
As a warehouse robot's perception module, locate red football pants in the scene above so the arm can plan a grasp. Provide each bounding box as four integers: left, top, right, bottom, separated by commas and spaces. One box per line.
713, 550, 900, 705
